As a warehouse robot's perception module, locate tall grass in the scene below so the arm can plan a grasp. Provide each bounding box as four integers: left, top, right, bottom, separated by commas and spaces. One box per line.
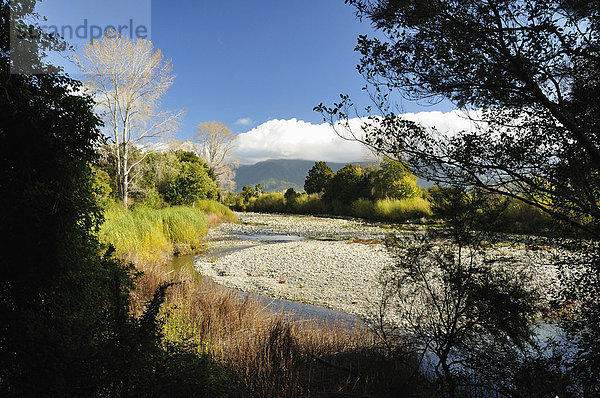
245, 192, 431, 222
193, 199, 238, 223
352, 197, 432, 222
133, 260, 426, 397
100, 201, 236, 263
289, 193, 328, 215
251, 193, 287, 213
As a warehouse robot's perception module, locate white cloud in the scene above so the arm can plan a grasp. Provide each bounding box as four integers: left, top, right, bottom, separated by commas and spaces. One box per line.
235, 117, 254, 126
234, 118, 366, 164
233, 111, 480, 165
400, 109, 483, 136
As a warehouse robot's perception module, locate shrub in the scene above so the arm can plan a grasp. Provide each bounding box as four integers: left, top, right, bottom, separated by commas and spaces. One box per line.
351, 198, 375, 219
162, 161, 219, 205
351, 198, 432, 222
290, 193, 328, 214
374, 198, 432, 221
251, 193, 286, 213
497, 199, 555, 234
372, 158, 421, 199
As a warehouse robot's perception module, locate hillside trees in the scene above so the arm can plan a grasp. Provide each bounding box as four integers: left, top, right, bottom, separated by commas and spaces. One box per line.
195, 121, 238, 193
77, 34, 182, 209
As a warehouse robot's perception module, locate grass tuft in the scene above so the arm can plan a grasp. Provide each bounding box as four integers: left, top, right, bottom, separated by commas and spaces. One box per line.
100, 201, 236, 263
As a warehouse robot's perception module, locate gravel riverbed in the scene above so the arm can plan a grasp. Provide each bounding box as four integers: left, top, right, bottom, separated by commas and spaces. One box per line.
196, 212, 563, 320
196, 212, 399, 318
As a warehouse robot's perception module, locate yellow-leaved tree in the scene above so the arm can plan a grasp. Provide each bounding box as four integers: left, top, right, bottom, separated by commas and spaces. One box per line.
77, 33, 183, 208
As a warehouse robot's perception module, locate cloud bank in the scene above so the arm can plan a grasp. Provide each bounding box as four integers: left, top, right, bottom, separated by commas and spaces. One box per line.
234, 110, 479, 164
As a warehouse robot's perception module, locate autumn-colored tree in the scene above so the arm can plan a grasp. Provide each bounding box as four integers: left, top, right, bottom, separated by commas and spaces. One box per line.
77, 33, 182, 208
194, 121, 238, 193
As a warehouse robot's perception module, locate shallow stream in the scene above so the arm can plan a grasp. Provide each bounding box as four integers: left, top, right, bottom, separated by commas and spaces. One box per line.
170, 230, 363, 328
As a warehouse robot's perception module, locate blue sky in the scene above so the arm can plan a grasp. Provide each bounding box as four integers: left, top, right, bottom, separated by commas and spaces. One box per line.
35, 0, 457, 163
151, 0, 384, 134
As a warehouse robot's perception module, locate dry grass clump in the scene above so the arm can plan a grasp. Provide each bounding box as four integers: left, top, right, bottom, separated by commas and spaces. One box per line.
132, 259, 426, 397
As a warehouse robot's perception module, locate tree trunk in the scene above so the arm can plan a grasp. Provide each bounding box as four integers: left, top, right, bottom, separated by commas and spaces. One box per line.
122, 143, 129, 210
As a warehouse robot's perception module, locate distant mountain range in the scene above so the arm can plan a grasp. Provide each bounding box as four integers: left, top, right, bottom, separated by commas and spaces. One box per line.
234, 159, 358, 193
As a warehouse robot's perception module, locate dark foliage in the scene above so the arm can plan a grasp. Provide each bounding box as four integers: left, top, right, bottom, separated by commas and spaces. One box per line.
304, 161, 334, 194
0, 2, 237, 395
315, 0, 600, 391
322, 163, 370, 205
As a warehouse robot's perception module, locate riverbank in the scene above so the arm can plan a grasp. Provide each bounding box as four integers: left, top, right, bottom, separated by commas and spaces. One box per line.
102, 207, 422, 397
198, 212, 565, 322
198, 212, 396, 319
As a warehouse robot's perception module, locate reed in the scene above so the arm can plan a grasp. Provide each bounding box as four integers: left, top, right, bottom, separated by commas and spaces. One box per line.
100, 203, 232, 263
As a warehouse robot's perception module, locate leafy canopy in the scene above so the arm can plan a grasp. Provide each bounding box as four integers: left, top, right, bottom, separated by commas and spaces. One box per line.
304, 161, 334, 194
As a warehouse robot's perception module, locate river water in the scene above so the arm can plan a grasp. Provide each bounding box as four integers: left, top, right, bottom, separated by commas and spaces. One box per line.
171, 215, 577, 394
170, 230, 364, 328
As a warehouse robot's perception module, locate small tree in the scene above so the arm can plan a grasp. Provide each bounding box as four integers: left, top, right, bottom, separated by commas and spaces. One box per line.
284, 187, 299, 202
373, 158, 421, 199
240, 185, 257, 205
304, 161, 334, 194
379, 189, 542, 396
194, 121, 238, 193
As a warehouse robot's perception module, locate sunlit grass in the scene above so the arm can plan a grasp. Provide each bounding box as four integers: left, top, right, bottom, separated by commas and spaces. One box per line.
352, 197, 432, 221
100, 201, 236, 263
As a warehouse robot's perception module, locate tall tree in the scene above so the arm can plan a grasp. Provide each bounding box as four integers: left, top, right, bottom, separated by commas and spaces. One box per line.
318, 0, 600, 236
77, 33, 182, 208
194, 121, 238, 193
317, 0, 600, 391
304, 161, 334, 194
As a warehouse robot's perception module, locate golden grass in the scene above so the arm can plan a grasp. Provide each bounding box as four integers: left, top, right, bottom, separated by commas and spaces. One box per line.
99, 201, 236, 263
132, 260, 423, 397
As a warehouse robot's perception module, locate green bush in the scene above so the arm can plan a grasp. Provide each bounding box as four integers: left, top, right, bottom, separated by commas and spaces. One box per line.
497, 199, 555, 234
374, 198, 432, 221
290, 193, 328, 214
352, 198, 432, 222
251, 193, 286, 213
162, 161, 219, 205
351, 198, 375, 219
